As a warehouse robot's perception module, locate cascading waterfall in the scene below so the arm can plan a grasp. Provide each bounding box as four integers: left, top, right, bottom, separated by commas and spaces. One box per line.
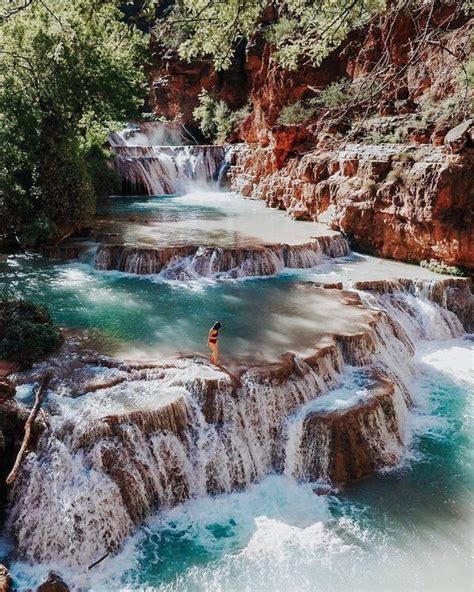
110, 132, 228, 195
93, 236, 350, 278
6, 278, 471, 569
282, 279, 469, 484
115, 145, 227, 195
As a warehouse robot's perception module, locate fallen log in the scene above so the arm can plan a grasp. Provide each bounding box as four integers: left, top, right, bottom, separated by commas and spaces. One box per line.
6, 373, 51, 485
88, 552, 110, 570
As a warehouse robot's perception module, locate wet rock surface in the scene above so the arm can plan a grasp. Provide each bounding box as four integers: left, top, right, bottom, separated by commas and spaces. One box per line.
0, 564, 11, 592
36, 573, 69, 592
299, 374, 405, 484
5, 277, 469, 568
229, 144, 474, 270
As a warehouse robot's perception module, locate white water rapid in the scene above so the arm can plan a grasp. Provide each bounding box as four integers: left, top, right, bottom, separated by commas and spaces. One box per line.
6, 278, 470, 573
109, 125, 228, 195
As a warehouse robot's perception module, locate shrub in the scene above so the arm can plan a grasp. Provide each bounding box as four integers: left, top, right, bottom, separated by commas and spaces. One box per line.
278, 79, 353, 124
419, 94, 467, 128
314, 80, 351, 109
0, 299, 61, 368
193, 90, 250, 144
420, 260, 468, 277
85, 144, 121, 199
278, 100, 319, 125
465, 57, 474, 90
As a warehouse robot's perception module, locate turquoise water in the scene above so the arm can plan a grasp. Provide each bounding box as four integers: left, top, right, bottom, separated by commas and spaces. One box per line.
0, 254, 375, 363
94, 192, 335, 248
86, 337, 473, 592
1, 193, 471, 591
0, 193, 444, 362
7, 338, 469, 591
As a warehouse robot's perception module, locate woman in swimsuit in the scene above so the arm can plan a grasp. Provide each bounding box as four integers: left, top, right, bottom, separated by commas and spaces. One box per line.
208, 321, 222, 365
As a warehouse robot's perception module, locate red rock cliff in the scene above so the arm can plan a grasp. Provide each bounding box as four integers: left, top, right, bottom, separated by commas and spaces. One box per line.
147, 4, 473, 269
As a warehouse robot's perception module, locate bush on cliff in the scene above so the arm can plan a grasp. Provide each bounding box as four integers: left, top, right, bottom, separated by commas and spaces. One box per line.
279, 80, 352, 124
0, 299, 61, 368
193, 90, 250, 143
278, 99, 319, 125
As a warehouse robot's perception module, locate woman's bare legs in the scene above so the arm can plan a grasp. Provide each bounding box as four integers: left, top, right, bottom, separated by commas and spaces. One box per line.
209, 342, 219, 365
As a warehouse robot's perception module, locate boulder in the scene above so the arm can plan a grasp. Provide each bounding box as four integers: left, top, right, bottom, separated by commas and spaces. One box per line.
340, 158, 359, 177
431, 127, 449, 145
444, 119, 474, 153
37, 573, 69, 592
409, 128, 430, 144
0, 565, 11, 592
289, 208, 312, 221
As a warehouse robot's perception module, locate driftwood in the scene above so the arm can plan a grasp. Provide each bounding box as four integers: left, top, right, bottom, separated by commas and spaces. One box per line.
6, 373, 51, 485
88, 552, 110, 571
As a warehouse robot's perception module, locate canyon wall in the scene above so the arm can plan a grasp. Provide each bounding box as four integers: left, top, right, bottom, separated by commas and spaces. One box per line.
229, 142, 473, 269
147, 4, 473, 269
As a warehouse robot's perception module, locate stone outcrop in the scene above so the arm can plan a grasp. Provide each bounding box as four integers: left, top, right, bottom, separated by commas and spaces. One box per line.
36, 573, 69, 592
445, 119, 474, 153
298, 373, 404, 484
229, 143, 474, 269
146, 42, 249, 135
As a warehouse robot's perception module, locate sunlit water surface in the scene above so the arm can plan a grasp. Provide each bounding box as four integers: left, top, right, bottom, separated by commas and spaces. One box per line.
0, 193, 471, 591
95, 191, 336, 248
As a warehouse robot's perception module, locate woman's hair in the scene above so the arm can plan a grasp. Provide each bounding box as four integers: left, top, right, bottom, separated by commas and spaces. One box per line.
212, 321, 222, 330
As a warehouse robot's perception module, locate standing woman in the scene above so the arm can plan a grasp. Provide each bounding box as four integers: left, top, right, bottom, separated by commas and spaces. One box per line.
208, 321, 222, 365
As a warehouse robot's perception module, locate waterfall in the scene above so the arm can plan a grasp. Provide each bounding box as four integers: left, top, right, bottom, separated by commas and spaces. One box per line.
281, 278, 470, 484
6, 279, 470, 568
216, 144, 242, 187
93, 236, 350, 278
110, 130, 227, 196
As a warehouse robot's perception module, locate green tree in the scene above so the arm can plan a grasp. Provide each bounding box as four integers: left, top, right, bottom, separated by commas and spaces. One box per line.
0, 298, 61, 368
193, 90, 251, 143
0, 0, 147, 245
157, 0, 386, 71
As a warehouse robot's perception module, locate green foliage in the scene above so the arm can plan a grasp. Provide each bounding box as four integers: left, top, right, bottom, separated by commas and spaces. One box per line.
363, 128, 408, 144
315, 80, 351, 109
278, 100, 318, 125
85, 144, 121, 199
193, 90, 250, 143
0, 298, 61, 368
420, 259, 468, 277
278, 79, 351, 124
159, 0, 386, 71
466, 57, 474, 89
158, 0, 264, 71
0, 0, 147, 245
270, 0, 386, 70
419, 94, 467, 128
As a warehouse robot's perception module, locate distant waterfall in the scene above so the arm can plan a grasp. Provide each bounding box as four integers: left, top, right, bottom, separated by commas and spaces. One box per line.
7, 279, 471, 568
109, 126, 228, 195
